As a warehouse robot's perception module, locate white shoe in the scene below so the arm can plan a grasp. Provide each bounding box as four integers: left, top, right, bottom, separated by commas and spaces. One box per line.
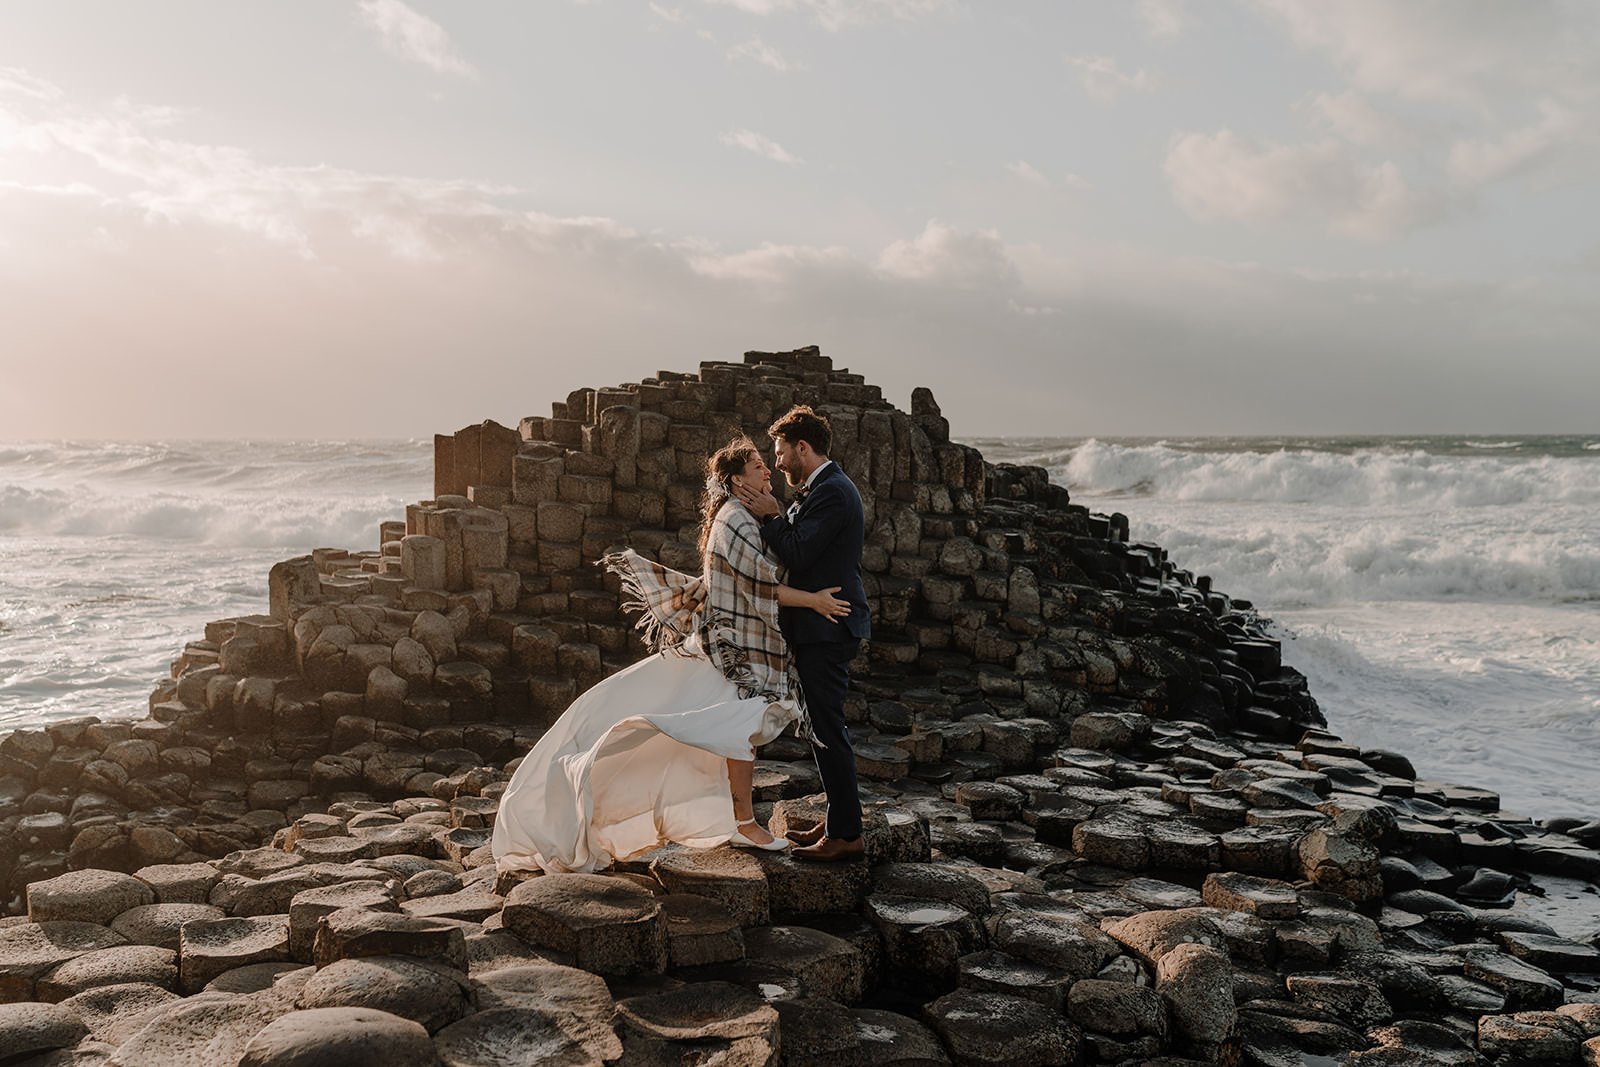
731, 819, 791, 851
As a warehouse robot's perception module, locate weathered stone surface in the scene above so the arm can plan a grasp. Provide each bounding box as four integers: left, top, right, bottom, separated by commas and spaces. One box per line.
957, 949, 1073, 1009
1156, 942, 1235, 1046
992, 912, 1121, 978
660, 893, 744, 968
297, 955, 470, 1033
311, 906, 466, 970
106, 992, 289, 1067
649, 847, 770, 927
37, 944, 178, 1000
238, 1006, 437, 1067
132, 862, 222, 905
754, 849, 871, 915
1464, 950, 1565, 1009
0, 1001, 90, 1060
744, 924, 865, 1004
0, 922, 128, 1001
1105, 908, 1226, 965
1201, 871, 1299, 919
1285, 973, 1392, 1028
923, 989, 1081, 1066
501, 873, 667, 976
865, 895, 986, 994
178, 914, 292, 993
615, 981, 780, 1065
110, 903, 226, 951
1477, 1010, 1583, 1062
434, 1007, 616, 1067
1066, 978, 1168, 1040
851, 1006, 951, 1066
58, 981, 181, 1044
27, 869, 155, 926
288, 881, 400, 962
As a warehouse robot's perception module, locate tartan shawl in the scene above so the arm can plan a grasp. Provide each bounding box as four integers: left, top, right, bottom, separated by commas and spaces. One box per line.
601, 499, 816, 744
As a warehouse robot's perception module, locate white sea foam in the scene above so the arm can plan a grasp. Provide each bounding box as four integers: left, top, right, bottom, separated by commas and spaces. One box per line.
976, 435, 1600, 817
1042, 438, 1600, 508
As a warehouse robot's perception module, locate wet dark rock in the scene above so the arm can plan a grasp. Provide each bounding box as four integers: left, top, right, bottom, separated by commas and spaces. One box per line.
923, 989, 1081, 1066
773, 995, 864, 1064
743, 923, 864, 1004
1463, 949, 1565, 1009
1156, 942, 1235, 1046
1476, 1010, 1583, 1062
850, 1006, 951, 1066
957, 948, 1072, 1009
1497, 929, 1600, 973
1284, 973, 1392, 1028
865, 895, 985, 994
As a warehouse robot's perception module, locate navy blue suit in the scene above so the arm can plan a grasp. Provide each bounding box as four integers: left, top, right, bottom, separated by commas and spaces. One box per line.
761, 461, 870, 839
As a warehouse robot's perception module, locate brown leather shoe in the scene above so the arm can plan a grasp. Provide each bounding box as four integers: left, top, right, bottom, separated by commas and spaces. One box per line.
791, 836, 865, 863
784, 822, 827, 847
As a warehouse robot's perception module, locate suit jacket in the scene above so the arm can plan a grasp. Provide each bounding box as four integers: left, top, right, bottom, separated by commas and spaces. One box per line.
760, 462, 872, 645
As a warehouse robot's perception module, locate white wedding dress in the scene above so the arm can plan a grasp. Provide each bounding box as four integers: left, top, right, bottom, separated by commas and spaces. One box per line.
492, 631, 800, 874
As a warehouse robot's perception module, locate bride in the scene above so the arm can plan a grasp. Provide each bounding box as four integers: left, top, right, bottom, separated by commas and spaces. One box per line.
492, 437, 850, 873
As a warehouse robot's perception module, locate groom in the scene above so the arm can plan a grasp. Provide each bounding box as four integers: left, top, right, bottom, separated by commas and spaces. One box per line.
735, 405, 871, 861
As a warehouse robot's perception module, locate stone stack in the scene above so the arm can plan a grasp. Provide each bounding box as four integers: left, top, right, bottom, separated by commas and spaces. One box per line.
1, 347, 1597, 1065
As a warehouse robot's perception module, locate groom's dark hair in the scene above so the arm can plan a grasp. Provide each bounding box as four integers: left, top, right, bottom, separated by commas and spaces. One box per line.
768, 405, 831, 457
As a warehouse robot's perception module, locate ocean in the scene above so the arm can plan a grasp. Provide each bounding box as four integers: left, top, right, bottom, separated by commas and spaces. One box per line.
2, 436, 1597, 820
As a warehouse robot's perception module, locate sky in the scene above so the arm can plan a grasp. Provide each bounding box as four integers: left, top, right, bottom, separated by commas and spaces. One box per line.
1, 0, 1597, 439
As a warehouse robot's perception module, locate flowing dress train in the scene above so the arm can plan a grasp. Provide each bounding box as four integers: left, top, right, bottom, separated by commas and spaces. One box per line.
491, 632, 798, 873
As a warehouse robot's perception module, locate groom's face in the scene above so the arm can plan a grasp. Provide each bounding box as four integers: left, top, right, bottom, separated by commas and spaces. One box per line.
771, 436, 804, 487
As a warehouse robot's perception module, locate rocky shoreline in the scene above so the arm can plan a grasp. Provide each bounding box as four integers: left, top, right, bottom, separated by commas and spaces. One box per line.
2, 347, 1598, 1066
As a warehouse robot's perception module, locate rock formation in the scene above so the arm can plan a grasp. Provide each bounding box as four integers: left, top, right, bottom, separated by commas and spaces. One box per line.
1, 347, 1598, 1065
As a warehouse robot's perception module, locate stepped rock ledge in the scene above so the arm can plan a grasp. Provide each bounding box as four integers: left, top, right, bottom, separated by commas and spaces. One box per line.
3, 347, 1599, 1066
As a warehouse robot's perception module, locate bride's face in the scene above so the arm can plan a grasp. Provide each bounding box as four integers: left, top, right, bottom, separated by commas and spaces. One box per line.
732, 454, 771, 494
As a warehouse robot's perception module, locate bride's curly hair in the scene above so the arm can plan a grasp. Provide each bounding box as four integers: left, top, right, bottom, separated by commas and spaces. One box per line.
698, 436, 761, 558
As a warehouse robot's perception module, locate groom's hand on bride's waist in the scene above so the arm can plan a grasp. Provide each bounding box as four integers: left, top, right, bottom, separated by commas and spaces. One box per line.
735, 483, 782, 519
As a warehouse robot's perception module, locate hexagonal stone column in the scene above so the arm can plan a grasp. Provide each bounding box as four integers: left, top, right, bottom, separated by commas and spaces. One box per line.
177, 915, 291, 993
502, 873, 668, 976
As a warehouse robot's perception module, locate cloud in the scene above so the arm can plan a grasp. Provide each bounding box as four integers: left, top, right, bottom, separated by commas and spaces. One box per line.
875, 219, 1018, 290
1068, 55, 1157, 102
718, 128, 801, 164
649, 3, 689, 21
356, 0, 477, 78
1136, 0, 1185, 38
727, 37, 797, 72
704, 0, 955, 32
1005, 160, 1050, 188
3, 68, 1595, 442
1251, 0, 1598, 106
1304, 90, 1412, 147
1447, 99, 1584, 188
1165, 129, 1442, 239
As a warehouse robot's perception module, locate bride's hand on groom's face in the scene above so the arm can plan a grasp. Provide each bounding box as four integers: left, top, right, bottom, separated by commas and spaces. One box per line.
734, 482, 781, 519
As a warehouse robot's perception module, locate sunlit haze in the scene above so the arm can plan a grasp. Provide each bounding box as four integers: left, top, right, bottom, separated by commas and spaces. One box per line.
2, 1, 1597, 438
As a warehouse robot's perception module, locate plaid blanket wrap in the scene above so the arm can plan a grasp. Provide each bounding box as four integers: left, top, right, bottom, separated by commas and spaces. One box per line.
601, 500, 816, 745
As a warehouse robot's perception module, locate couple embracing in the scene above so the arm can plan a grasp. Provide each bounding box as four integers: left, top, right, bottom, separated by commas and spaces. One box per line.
491, 405, 871, 873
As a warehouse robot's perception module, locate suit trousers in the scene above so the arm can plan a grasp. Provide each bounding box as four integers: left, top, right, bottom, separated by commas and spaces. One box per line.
794, 639, 862, 840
